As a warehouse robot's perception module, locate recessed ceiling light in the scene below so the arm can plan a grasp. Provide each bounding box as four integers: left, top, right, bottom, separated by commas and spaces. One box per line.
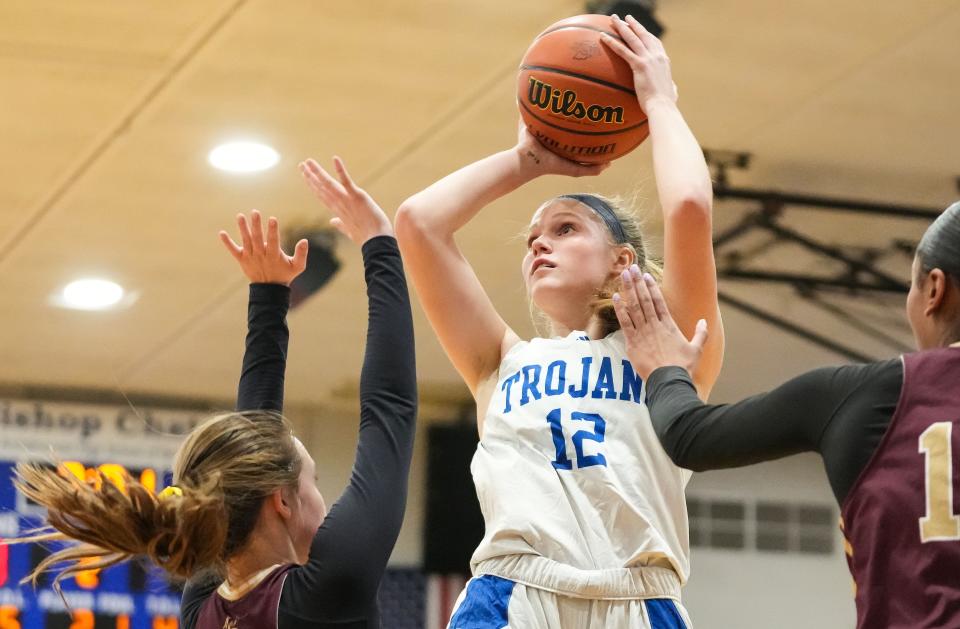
54, 278, 126, 311
208, 141, 279, 173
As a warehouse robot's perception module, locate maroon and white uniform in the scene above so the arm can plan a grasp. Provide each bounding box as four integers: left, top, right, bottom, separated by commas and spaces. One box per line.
195, 565, 293, 629
646, 345, 960, 628
841, 347, 960, 629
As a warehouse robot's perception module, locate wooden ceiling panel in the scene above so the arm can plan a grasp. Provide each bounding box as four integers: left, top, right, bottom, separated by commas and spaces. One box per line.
0, 1, 222, 55
0, 1, 226, 235
1, 0, 956, 405
118, 253, 372, 401
741, 7, 960, 204
665, 0, 957, 150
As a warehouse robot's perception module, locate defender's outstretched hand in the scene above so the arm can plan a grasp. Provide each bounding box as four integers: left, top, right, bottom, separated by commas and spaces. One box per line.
613, 265, 708, 379
300, 157, 393, 246
220, 210, 308, 286
601, 14, 678, 109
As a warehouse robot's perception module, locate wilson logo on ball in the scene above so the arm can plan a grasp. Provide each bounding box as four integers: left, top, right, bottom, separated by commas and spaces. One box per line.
526, 77, 625, 124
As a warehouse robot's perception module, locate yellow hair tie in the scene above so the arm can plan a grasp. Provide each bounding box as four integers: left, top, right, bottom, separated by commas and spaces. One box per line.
158, 486, 183, 500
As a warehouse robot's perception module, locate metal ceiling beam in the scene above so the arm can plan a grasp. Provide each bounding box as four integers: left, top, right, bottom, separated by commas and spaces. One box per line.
714, 186, 943, 220
704, 154, 937, 363
719, 269, 908, 294
718, 291, 875, 363
757, 219, 909, 291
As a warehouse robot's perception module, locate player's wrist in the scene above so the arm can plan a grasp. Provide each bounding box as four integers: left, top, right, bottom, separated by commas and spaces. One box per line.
642, 95, 679, 118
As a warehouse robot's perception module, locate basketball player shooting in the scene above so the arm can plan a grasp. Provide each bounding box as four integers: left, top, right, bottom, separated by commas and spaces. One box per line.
396, 14, 723, 629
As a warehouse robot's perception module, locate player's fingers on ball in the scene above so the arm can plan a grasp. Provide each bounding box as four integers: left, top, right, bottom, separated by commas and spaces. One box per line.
625, 14, 663, 52
612, 293, 636, 332
599, 31, 633, 62
219, 230, 243, 261
612, 14, 648, 56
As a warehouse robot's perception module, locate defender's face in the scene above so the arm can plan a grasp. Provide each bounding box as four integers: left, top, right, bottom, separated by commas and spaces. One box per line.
291, 439, 326, 563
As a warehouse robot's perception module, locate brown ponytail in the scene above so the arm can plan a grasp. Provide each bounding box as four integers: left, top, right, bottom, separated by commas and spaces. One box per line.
8, 411, 301, 590
14, 465, 226, 587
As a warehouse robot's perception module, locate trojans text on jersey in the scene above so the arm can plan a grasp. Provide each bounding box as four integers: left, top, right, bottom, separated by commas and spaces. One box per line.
500, 356, 643, 414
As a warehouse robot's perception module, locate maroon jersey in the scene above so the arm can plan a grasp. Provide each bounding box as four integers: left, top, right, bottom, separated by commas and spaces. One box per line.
195, 565, 294, 629
841, 347, 960, 629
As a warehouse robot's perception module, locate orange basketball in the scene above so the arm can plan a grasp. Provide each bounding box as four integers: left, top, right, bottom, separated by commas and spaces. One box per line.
517, 14, 647, 164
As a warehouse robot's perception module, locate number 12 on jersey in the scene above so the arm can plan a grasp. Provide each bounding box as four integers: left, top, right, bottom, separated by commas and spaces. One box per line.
546, 408, 608, 470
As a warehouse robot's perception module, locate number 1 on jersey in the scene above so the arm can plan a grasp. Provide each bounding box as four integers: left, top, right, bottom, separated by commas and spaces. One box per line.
547, 408, 607, 470
919, 421, 960, 542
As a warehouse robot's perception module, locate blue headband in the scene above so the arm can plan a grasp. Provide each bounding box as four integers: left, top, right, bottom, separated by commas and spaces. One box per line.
558, 194, 628, 244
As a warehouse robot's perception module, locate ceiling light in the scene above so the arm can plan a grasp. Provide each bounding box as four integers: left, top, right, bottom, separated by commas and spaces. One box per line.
208, 141, 280, 173
55, 278, 126, 311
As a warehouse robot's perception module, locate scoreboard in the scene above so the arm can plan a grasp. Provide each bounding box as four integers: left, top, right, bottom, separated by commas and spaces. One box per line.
0, 397, 206, 629
0, 460, 182, 629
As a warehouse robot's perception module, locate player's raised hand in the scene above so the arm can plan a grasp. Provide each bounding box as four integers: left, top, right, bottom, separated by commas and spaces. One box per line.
300, 157, 393, 245
613, 265, 708, 379
220, 210, 308, 286
600, 14, 678, 110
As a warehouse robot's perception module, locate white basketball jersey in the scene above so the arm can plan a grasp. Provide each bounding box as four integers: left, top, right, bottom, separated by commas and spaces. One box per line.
470, 330, 691, 584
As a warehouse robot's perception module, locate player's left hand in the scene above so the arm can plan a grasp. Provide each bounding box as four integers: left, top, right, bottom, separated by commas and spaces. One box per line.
600, 14, 678, 111
613, 265, 708, 379
219, 210, 309, 286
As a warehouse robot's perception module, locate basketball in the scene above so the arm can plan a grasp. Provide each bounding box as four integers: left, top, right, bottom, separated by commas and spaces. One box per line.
517, 14, 648, 164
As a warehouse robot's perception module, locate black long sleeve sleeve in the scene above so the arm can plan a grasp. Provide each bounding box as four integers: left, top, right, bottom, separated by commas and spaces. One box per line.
646, 359, 902, 504
236, 283, 291, 413
277, 235, 417, 627
179, 282, 294, 627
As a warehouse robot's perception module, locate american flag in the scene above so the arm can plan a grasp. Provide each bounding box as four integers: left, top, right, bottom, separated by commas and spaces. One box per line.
425, 573, 469, 629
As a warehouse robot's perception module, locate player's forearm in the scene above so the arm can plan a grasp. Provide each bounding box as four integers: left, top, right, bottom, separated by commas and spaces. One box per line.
646, 366, 827, 470
396, 147, 537, 238
646, 99, 713, 219
358, 236, 417, 422
236, 283, 290, 413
